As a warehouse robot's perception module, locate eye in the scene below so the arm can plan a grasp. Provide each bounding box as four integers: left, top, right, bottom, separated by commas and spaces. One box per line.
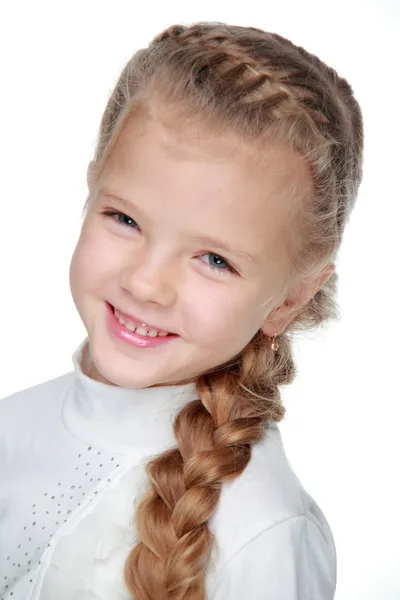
199, 253, 237, 275
102, 210, 139, 230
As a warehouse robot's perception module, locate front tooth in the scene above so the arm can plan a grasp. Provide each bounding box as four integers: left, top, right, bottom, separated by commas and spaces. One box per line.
116, 313, 169, 337
136, 326, 148, 336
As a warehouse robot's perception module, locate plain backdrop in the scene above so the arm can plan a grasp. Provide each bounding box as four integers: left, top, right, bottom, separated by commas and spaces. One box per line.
0, 1, 399, 598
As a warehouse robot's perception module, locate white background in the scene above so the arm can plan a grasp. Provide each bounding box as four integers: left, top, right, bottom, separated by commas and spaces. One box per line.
0, 1, 398, 598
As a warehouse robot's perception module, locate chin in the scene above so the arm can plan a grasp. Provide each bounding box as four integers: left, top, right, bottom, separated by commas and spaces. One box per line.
90, 349, 157, 389
85, 335, 171, 389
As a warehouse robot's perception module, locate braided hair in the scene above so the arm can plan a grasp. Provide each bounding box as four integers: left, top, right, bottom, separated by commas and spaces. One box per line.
87, 22, 364, 599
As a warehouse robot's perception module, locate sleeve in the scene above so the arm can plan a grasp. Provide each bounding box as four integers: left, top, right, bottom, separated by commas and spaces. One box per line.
209, 516, 337, 600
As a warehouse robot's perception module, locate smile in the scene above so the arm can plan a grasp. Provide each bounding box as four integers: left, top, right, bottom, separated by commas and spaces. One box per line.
105, 303, 178, 349
114, 307, 169, 338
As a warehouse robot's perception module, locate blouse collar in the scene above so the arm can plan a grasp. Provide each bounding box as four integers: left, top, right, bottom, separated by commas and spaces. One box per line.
62, 338, 198, 458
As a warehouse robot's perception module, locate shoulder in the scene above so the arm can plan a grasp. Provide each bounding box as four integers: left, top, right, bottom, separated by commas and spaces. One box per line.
207, 513, 336, 599
206, 422, 336, 598
0, 371, 75, 476
209, 422, 336, 570
0, 370, 74, 431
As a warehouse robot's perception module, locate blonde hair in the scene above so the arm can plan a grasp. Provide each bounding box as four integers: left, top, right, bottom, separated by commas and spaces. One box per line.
86, 22, 364, 599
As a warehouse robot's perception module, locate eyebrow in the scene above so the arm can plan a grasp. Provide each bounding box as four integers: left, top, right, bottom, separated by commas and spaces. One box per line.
99, 191, 139, 212
99, 190, 258, 265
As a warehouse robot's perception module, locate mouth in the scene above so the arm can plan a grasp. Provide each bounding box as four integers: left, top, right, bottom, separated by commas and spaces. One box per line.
108, 303, 175, 339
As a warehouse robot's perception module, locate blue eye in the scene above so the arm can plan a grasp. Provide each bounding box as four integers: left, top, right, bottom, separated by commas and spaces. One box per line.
200, 253, 235, 274
102, 211, 139, 229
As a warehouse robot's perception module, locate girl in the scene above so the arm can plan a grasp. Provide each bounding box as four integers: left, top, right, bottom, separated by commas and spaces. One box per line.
0, 21, 363, 600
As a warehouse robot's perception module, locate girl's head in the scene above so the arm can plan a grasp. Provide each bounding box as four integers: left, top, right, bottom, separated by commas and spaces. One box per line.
69, 22, 363, 599
70, 106, 317, 389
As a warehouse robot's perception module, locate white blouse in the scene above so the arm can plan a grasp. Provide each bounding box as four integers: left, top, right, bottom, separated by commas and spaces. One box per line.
0, 338, 337, 599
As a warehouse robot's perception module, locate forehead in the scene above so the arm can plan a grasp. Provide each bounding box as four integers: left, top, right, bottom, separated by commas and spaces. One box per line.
99, 113, 311, 267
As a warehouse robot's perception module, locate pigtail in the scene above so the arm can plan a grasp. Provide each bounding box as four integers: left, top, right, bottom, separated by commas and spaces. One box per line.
124, 331, 293, 598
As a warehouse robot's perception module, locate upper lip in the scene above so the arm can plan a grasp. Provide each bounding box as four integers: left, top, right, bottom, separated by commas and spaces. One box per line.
110, 303, 174, 334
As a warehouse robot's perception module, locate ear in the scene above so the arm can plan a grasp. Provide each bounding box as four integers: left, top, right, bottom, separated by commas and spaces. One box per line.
261, 263, 335, 337
86, 161, 95, 192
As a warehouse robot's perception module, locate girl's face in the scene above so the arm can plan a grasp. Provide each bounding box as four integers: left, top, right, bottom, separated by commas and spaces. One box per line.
69, 113, 309, 388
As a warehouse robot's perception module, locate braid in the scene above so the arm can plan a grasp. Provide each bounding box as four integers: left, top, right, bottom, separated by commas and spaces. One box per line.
88, 20, 363, 600
148, 23, 362, 242
125, 332, 293, 599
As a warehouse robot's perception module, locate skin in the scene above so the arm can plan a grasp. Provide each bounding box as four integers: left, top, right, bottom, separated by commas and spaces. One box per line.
69, 112, 334, 388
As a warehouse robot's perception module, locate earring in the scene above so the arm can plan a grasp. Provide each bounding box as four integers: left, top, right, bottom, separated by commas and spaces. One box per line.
270, 328, 279, 352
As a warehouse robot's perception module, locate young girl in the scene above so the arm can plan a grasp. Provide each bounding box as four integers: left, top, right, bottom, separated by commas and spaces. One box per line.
0, 21, 363, 600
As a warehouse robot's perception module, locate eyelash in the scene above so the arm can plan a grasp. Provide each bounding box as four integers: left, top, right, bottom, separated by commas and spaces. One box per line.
101, 210, 238, 276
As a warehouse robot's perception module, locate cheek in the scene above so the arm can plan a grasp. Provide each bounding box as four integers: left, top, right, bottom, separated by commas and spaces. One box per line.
69, 242, 84, 301
69, 229, 115, 295
182, 283, 262, 344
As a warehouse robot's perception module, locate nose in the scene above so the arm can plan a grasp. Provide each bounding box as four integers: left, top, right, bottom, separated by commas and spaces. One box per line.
119, 252, 178, 308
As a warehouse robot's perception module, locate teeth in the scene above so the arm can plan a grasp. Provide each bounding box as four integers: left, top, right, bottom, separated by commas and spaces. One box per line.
135, 326, 148, 336
114, 309, 169, 338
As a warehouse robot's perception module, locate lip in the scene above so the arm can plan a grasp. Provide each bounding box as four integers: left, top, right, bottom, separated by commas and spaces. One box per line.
105, 302, 178, 349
